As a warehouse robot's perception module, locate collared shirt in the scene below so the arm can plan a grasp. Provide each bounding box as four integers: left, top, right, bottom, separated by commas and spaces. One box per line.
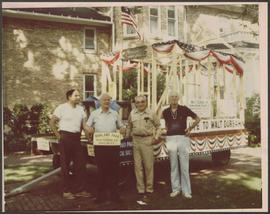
53, 103, 86, 133
162, 105, 197, 136
86, 108, 123, 132
127, 108, 160, 138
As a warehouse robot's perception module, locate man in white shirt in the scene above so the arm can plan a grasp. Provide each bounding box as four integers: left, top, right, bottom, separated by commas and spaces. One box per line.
50, 89, 91, 200
86, 93, 126, 204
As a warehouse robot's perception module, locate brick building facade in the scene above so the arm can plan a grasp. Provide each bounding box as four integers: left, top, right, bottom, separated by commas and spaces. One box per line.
3, 8, 112, 108
2, 5, 259, 108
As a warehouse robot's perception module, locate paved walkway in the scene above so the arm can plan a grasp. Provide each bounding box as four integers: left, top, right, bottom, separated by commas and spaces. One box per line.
4, 147, 262, 211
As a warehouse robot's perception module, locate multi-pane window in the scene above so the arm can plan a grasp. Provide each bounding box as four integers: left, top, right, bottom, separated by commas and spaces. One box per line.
83, 74, 96, 99
126, 25, 136, 35
150, 7, 159, 34
167, 6, 176, 37
84, 28, 96, 51
124, 20, 137, 37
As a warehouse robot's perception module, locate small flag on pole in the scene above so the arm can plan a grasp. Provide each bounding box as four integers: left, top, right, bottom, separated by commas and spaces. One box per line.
121, 6, 142, 40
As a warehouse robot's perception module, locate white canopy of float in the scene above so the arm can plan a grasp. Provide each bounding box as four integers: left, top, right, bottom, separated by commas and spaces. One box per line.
99, 40, 246, 123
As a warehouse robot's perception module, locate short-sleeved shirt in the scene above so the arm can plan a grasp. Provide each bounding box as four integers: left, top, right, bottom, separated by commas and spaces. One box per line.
128, 108, 160, 137
86, 108, 123, 133
162, 105, 197, 136
53, 103, 86, 133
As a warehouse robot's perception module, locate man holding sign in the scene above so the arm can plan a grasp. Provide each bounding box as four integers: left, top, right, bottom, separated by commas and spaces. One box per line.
86, 93, 126, 204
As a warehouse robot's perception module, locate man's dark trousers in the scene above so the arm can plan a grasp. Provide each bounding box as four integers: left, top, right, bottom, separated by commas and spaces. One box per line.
59, 130, 87, 193
94, 145, 120, 201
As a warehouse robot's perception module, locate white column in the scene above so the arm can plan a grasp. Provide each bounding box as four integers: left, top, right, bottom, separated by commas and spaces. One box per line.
137, 61, 141, 96
185, 59, 189, 105
151, 52, 157, 111
119, 60, 123, 101
101, 61, 107, 94
207, 57, 213, 118
141, 61, 144, 94
178, 63, 182, 104
147, 63, 151, 107
239, 74, 245, 123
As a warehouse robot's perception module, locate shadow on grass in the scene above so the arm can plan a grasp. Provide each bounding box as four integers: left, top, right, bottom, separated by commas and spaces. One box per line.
5, 149, 262, 211
5, 164, 53, 185
77, 152, 262, 211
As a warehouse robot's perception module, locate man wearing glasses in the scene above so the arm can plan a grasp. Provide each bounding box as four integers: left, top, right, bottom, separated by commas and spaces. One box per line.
126, 95, 161, 205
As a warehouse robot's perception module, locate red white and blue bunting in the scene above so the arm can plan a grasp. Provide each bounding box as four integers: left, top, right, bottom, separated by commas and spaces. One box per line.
152, 40, 245, 76
100, 51, 121, 65
153, 132, 248, 160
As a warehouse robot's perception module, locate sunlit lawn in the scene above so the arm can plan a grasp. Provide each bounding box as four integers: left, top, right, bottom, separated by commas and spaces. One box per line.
4, 148, 262, 211
5, 164, 53, 184
77, 153, 262, 211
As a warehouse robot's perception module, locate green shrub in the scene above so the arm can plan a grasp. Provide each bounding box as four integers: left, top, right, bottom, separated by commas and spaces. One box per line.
245, 93, 260, 145
29, 103, 51, 134
4, 104, 31, 153
4, 103, 52, 154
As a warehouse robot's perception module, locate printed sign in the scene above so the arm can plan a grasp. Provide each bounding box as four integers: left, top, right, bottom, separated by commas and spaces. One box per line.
37, 137, 50, 151
187, 99, 211, 118
122, 45, 147, 60
120, 140, 133, 161
93, 132, 122, 146
87, 144, 94, 156
187, 118, 244, 133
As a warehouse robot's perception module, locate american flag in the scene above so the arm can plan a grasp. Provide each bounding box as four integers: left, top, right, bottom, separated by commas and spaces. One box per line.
121, 6, 142, 40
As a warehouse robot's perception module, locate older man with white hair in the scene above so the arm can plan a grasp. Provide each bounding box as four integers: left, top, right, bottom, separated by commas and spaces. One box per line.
162, 91, 200, 199
86, 93, 126, 203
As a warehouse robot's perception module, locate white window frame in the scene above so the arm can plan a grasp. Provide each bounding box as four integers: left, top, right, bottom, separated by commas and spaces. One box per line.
84, 28, 97, 53
167, 6, 178, 39
83, 74, 97, 99
149, 6, 161, 37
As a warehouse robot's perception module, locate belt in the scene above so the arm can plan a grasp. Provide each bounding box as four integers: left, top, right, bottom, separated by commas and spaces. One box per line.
133, 134, 152, 137
60, 130, 80, 135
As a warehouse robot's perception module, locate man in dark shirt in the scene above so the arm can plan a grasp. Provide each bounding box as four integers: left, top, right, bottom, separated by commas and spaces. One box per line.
162, 91, 200, 199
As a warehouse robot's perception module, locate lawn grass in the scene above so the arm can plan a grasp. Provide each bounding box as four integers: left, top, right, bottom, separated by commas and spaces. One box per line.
4, 164, 53, 184
77, 155, 262, 211
4, 148, 262, 211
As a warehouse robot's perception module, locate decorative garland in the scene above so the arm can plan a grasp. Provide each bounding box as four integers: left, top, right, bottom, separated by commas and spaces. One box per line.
152, 40, 244, 76
153, 132, 248, 159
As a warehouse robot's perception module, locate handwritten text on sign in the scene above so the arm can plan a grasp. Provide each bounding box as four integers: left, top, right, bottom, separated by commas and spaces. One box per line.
187, 99, 211, 118
187, 118, 244, 133
93, 132, 122, 146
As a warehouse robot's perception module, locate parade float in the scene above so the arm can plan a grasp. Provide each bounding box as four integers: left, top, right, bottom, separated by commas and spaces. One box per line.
32, 40, 248, 168
92, 39, 248, 166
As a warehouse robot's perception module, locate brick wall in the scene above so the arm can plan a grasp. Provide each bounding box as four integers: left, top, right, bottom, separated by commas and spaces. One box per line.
3, 17, 111, 109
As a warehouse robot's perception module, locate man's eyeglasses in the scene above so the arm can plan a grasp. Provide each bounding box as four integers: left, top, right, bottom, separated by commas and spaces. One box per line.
135, 101, 146, 104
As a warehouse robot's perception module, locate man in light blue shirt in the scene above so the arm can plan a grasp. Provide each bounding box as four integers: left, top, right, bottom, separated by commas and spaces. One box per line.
86, 93, 125, 203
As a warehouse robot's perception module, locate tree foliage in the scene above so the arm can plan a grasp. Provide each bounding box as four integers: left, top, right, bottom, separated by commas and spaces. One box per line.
121, 69, 166, 102
4, 103, 52, 153
245, 93, 260, 144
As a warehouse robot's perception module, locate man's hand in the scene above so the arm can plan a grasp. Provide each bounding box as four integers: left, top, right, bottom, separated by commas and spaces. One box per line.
120, 127, 126, 135
151, 137, 160, 145
88, 127, 95, 135
185, 127, 192, 137
49, 115, 61, 141
161, 128, 167, 135
55, 132, 61, 141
